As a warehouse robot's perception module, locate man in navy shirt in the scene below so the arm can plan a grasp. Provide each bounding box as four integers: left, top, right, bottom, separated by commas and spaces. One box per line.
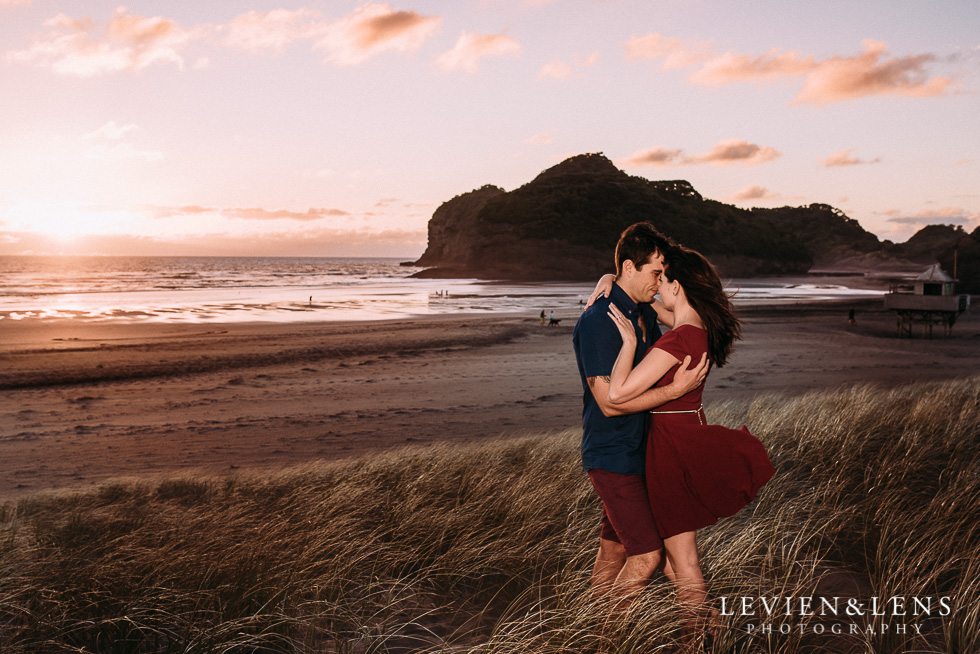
573, 222, 708, 606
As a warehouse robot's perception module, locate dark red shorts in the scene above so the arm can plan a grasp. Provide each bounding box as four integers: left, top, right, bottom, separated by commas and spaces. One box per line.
588, 468, 663, 557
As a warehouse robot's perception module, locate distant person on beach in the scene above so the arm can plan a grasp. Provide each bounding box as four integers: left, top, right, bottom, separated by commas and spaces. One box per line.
848, 307, 856, 325
540, 309, 546, 325
572, 222, 709, 612
597, 243, 775, 647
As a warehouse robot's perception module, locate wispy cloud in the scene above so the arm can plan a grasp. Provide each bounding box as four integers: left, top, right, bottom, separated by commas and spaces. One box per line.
8, 7, 203, 76
1, 0, 31, 6
625, 33, 711, 70
538, 59, 572, 79
228, 207, 352, 221
524, 130, 557, 145
149, 206, 351, 222
628, 34, 952, 105
619, 146, 685, 167
538, 50, 598, 79
222, 8, 325, 53
690, 139, 781, 165
620, 139, 780, 168
85, 142, 164, 162
729, 185, 780, 203
314, 3, 440, 66
435, 31, 521, 73
83, 120, 139, 141
885, 207, 980, 228
0, 227, 426, 257
820, 148, 881, 167
82, 120, 163, 161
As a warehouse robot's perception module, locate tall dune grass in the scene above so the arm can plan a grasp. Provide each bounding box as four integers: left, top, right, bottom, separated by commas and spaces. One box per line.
1, 377, 977, 653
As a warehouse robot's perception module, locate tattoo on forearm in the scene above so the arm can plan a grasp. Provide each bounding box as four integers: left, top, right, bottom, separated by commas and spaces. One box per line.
588, 375, 610, 391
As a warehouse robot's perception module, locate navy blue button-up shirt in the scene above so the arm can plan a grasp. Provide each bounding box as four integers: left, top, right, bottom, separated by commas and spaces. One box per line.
572, 283, 662, 475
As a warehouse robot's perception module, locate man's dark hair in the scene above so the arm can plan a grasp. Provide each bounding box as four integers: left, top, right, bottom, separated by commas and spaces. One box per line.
614, 222, 673, 275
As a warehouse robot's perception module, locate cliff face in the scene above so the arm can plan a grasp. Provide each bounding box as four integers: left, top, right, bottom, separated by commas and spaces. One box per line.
412, 185, 504, 271
411, 153, 964, 281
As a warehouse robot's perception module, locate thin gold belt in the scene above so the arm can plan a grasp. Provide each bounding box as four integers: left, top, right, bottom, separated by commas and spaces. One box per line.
650, 404, 703, 415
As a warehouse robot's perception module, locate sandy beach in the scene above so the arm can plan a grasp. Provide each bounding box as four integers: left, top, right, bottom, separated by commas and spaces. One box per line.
2, 298, 978, 501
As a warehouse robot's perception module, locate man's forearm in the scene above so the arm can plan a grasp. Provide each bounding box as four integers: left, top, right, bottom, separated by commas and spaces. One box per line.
603, 383, 681, 416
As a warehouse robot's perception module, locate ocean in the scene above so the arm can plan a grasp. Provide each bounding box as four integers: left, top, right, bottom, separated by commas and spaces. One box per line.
0, 256, 884, 324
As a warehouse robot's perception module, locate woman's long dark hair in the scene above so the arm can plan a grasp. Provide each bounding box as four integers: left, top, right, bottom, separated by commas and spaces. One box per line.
663, 246, 741, 367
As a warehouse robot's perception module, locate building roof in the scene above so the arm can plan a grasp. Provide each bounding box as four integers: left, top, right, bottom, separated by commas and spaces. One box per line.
916, 263, 955, 283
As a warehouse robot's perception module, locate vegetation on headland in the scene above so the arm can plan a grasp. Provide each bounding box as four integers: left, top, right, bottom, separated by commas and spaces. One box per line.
1, 377, 978, 653
412, 153, 979, 287
938, 225, 980, 293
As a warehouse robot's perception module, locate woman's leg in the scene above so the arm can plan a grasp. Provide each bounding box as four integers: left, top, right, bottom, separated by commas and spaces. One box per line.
663, 531, 720, 648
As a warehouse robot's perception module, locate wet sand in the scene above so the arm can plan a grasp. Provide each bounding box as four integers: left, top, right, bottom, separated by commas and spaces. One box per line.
2, 299, 978, 501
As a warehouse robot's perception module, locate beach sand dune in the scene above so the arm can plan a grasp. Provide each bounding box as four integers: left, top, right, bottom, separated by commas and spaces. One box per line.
2, 300, 977, 500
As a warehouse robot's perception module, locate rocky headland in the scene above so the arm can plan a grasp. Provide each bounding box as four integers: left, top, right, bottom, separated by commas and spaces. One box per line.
410, 153, 978, 289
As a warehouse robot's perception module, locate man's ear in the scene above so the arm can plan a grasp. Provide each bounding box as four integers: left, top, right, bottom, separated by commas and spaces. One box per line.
622, 259, 634, 275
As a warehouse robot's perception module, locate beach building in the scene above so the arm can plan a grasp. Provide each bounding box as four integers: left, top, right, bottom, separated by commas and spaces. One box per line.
883, 264, 971, 337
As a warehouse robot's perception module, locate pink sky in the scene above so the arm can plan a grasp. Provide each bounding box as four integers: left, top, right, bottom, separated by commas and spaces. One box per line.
1, 1, 978, 256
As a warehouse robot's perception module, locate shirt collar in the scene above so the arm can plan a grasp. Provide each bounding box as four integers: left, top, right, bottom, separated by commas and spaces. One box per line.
610, 282, 641, 316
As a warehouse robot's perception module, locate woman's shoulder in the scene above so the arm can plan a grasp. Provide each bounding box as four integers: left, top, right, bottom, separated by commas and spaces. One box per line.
650, 324, 706, 356
674, 323, 708, 345
663, 323, 706, 339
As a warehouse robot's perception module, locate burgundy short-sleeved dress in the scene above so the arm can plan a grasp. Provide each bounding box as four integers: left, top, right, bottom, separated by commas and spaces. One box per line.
645, 324, 775, 539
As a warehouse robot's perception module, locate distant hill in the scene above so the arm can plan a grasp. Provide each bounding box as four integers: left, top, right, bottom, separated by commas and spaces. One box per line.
938, 226, 980, 293
411, 153, 973, 283
889, 224, 968, 263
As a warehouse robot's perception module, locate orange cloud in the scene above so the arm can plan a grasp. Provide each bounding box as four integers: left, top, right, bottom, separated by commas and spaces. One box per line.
795, 40, 950, 104
435, 31, 521, 73
692, 40, 951, 104
538, 50, 598, 79
730, 185, 779, 203
539, 59, 573, 79
689, 48, 814, 85
689, 139, 781, 166
820, 148, 881, 167
620, 139, 780, 168
628, 35, 952, 105
619, 146, 685, 167
314, 3, 440, 66
222, 8, 325, 53
7, 7, 202, 76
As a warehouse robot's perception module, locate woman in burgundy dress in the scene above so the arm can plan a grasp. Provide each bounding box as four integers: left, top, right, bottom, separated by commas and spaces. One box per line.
605, 245, 775, 645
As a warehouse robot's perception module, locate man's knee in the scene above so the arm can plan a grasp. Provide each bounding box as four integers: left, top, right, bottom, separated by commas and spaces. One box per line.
626, 548, 662, 576
598, 537, 627, 561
